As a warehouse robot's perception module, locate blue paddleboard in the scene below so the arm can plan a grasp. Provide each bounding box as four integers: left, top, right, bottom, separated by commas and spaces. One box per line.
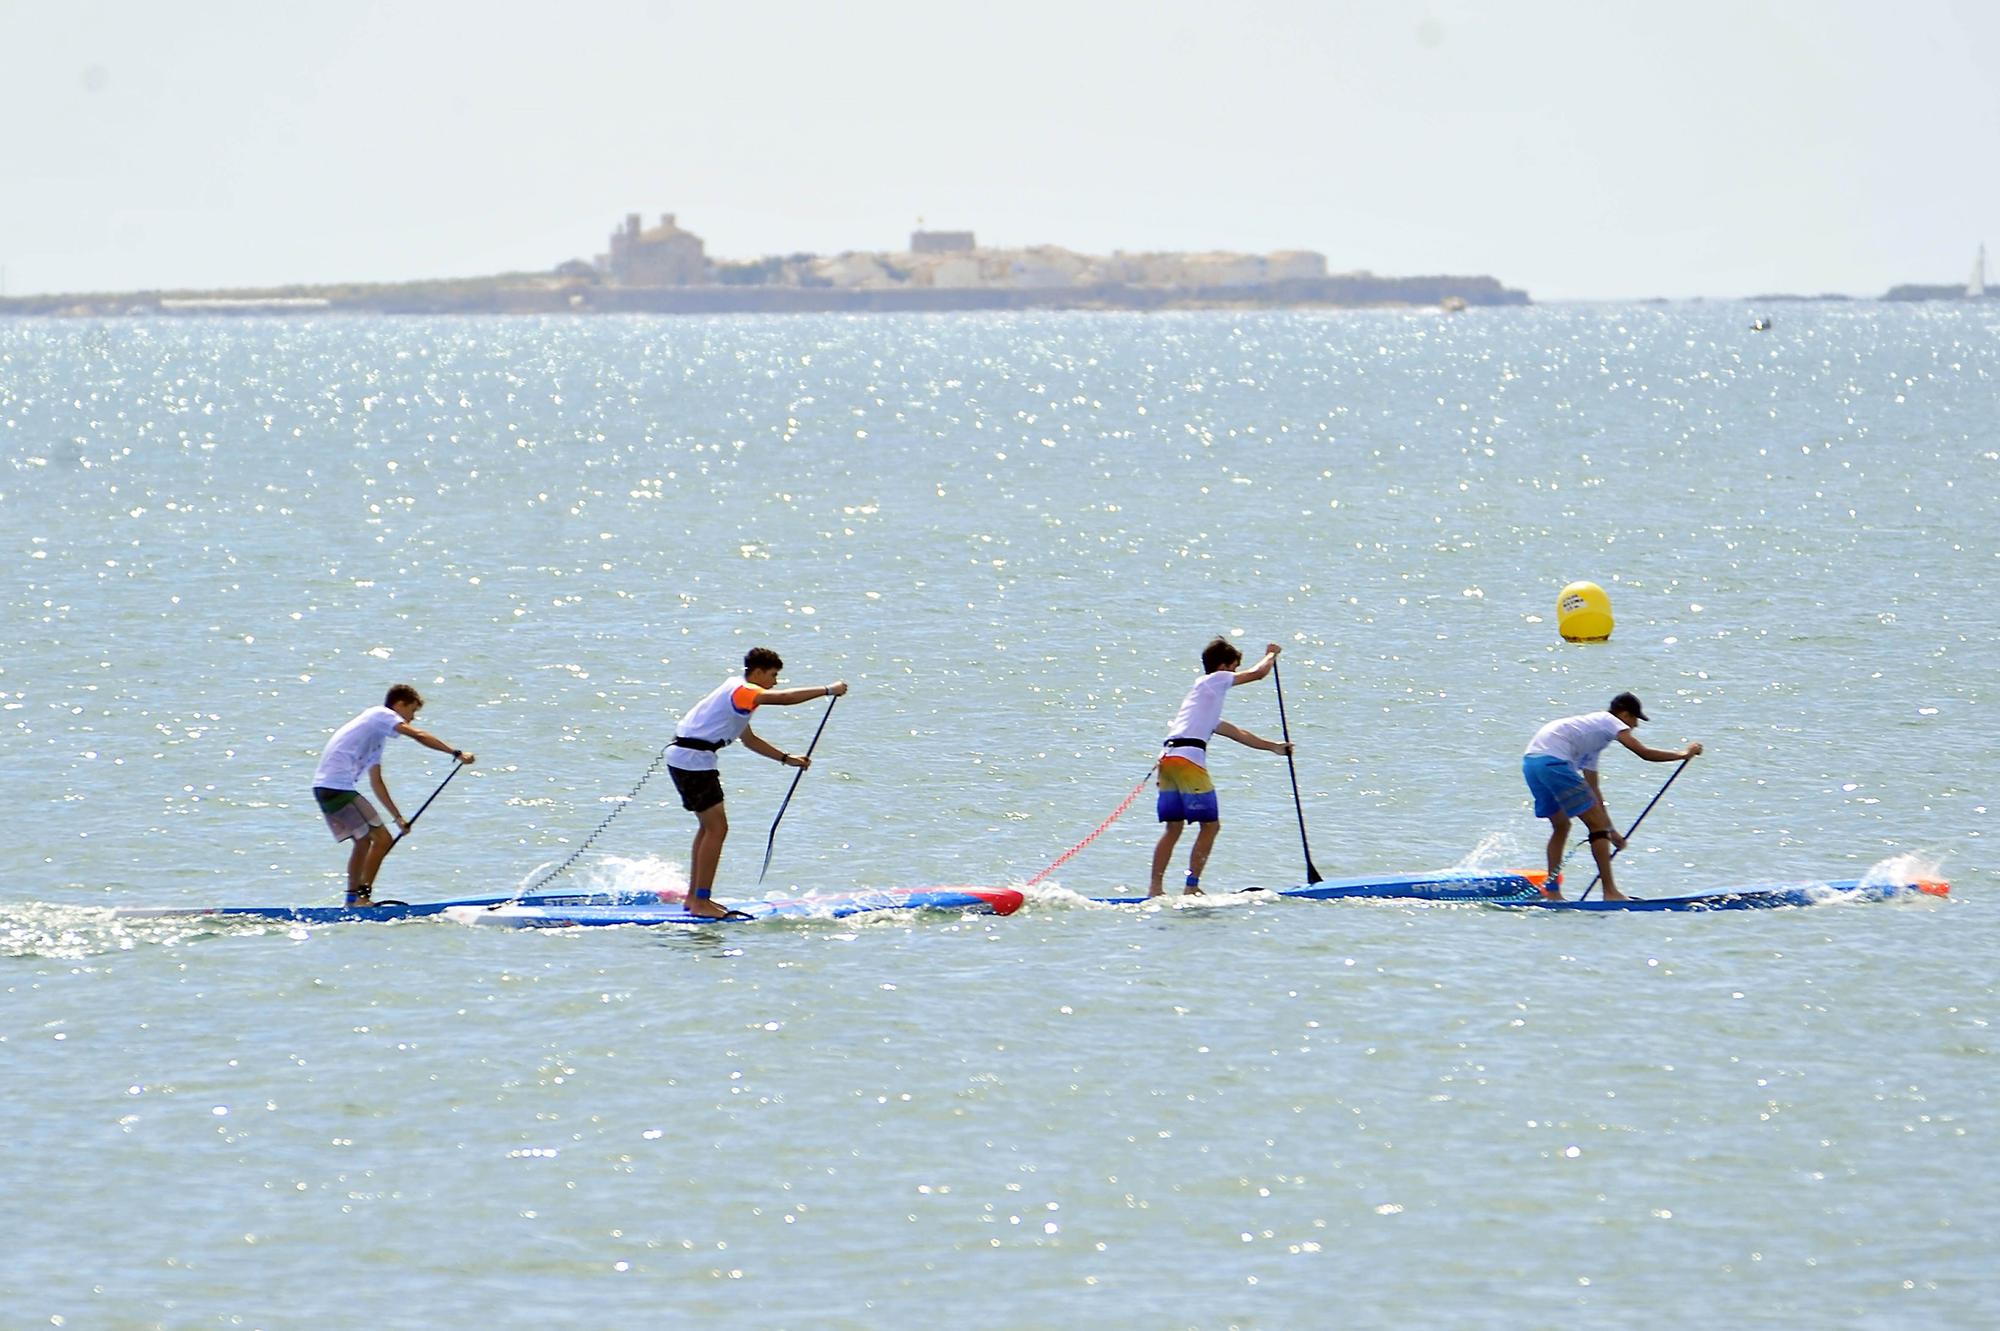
1083, 869, 1548, 905
449, 886, 1026, 928
1494, 879, 1948, 912
1080, 872, 1946, 912
110, 887, 695, 925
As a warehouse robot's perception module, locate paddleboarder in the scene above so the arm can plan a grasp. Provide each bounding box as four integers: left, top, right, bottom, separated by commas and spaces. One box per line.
1149, 638, 1294, 896
1522, 692, 1701, 901
313, 684, 475, 906
667, 648, 847, 919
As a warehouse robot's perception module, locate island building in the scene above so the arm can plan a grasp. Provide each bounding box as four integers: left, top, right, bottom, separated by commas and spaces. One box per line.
601, 213, 708, 285
910, 230, 976, 254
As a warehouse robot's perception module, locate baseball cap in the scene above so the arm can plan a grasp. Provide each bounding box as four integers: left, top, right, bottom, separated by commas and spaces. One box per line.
1609, 691, 1649, 722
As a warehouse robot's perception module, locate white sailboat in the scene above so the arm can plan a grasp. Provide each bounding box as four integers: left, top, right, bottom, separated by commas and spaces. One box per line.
1970, 243, 1988, 298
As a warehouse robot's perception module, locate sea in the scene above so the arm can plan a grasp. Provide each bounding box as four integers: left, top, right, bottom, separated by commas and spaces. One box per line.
2, 304, 1994, 1329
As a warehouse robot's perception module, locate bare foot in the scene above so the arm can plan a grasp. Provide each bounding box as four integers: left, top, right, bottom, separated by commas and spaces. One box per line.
686, 900, 733, 919
1601, 888, 1630, 902
1181, 885, 1205, 895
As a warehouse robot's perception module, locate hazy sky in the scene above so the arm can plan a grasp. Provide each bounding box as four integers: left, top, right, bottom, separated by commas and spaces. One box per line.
5, 0, 1997, 300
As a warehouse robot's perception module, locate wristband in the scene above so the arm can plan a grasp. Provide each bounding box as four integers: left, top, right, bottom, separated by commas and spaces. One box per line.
452, 749, 464, 761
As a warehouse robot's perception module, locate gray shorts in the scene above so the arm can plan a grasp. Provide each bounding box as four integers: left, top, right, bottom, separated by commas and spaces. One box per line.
315, 787, 384, 843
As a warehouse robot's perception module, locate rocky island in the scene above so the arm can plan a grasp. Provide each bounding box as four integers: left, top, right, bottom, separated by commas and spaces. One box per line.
1, 211, 1530, 317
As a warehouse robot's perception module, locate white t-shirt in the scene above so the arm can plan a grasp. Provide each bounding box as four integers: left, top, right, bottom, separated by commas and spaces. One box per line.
1523, 711, 1628, 771
1158, 671, 1236, 770
313, 706, 406, 790
666, 676, 765, 772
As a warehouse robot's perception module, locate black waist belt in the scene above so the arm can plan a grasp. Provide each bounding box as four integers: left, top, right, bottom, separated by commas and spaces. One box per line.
1164, 737, 1208, 750
671, 736, 729, 752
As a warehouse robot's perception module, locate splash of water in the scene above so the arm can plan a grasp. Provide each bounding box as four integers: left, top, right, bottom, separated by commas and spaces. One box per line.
1, 904, 176, 960
1445, 831, 1531, 875
511, 852, 688, 898
1859, 851, 1947, 891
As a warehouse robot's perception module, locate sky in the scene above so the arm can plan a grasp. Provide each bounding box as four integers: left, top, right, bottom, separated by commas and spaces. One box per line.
4, 0, 1998, 301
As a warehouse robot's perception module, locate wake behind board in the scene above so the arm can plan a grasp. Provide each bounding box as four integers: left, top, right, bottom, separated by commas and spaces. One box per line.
452, 886, 1025, 928
1496, 878, 1949, 912
111, 887, 696, 925
1081, 869, 1548, 906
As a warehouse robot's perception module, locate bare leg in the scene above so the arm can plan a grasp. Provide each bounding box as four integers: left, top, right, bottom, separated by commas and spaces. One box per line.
1578, 804, 1626, 900
687, 803, 731, 918
1543, 812, 1571, 898
345, 834, 372, 899
1185, 821, 1221, 892
350, 825, 393, 903
1150, 823, 1184, 896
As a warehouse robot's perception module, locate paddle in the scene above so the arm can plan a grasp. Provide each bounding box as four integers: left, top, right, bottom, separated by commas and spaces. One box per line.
1271, 659, 1323, 884
379, 759, 465, 864
1578, 758, 1690, 901
758, 695, 837, 884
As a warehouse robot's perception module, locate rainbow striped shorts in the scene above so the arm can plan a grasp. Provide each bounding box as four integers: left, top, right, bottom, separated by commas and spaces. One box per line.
1156, 757, 1219, 824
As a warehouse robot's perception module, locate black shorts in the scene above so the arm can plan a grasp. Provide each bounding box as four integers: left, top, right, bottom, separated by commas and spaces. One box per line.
669, 765, 725, 813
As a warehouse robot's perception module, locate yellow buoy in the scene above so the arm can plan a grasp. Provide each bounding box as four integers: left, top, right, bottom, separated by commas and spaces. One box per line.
1557, 580, 1614, 642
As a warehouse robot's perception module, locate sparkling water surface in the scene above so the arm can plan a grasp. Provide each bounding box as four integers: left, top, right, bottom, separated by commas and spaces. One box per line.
3, 306, 1994, 1327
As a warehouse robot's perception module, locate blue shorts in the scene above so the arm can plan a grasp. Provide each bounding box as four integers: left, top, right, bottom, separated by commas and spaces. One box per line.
1523, 754, 1598, 819
1157, 757, 1219, 824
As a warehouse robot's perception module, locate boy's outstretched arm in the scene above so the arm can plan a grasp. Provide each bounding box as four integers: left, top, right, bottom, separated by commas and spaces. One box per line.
1232, 643, 1282, 686
393, 721, 475, 765
1615, 731, 1703, 763
761, 680, 850, 706
1214, 720, 1293, 756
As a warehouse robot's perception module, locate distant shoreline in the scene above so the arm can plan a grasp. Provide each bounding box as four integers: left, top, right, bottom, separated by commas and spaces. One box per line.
0, 270, 1530, 318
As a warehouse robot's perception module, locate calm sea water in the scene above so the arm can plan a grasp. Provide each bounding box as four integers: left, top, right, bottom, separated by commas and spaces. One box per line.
3, 305, 1994, 1328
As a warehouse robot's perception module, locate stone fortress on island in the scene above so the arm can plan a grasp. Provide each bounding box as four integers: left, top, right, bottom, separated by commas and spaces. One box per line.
572, 211, 1527, 313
